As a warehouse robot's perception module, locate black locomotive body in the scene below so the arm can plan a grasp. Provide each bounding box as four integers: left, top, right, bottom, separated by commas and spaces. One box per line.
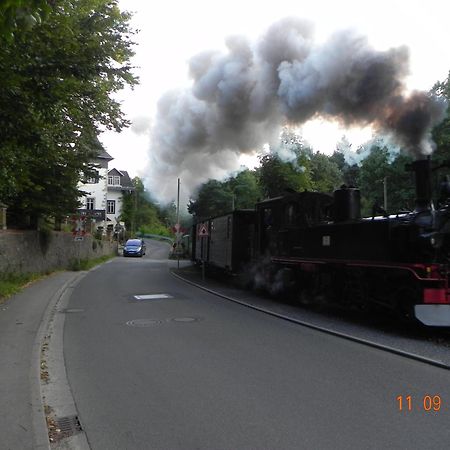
192, 158, 450, 327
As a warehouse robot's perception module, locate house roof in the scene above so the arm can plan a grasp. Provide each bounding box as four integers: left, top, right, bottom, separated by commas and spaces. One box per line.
119, 170, 134, 189
108, 168, 134, 190
97, 150, 114, 160
108, 168, 124, 177
89, 134, 113, 160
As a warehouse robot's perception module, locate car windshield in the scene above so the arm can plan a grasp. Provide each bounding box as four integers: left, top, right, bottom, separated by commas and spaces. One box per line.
126, 240, 142, 247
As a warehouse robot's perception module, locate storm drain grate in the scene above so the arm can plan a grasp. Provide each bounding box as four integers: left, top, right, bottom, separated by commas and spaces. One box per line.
126, 317, 204, 327
55, 415, 82, 435
126, 319, 164, 327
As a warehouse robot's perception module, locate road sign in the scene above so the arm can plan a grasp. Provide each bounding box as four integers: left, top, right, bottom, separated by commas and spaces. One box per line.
198, 224, 208, 237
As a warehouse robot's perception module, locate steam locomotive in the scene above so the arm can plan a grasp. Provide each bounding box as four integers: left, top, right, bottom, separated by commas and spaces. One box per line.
192, 157, 450, 327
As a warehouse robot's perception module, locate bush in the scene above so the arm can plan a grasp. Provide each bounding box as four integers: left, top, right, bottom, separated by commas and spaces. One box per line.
138, 224, 172, 238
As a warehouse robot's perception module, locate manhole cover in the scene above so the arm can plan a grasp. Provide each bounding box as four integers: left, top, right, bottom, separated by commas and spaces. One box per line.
126, 319, 164, 327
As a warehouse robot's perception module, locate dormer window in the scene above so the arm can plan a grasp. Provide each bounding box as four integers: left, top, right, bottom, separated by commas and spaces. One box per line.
108, 175, 121, 186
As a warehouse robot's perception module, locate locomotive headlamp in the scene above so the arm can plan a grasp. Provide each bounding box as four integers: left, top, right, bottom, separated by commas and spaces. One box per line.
429, 233, 443, 249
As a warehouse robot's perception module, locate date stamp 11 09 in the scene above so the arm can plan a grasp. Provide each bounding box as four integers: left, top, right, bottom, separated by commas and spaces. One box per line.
396, 395, 442, 412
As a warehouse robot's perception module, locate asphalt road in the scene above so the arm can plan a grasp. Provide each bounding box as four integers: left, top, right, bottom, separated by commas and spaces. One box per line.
63, 240, 450, 450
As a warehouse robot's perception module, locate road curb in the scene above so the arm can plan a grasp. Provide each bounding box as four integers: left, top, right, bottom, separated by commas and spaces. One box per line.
171, 270, 450, 371
31, 271, 91, 450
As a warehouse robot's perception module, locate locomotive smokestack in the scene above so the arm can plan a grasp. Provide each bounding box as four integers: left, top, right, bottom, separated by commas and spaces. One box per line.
409, 157, 433, 211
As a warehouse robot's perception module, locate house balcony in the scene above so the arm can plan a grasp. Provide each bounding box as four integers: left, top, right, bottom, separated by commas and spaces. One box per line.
77, 209, 106, 220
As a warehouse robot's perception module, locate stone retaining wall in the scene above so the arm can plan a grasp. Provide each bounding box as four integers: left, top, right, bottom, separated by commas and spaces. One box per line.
0, 230, 117, 274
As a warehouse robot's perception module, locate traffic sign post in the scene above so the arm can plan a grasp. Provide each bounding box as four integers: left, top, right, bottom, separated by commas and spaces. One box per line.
198, 224, 209, 280
198, 224, 208, 237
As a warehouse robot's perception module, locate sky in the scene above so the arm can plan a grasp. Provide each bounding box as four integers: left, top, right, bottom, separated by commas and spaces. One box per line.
100, 0, 450, 203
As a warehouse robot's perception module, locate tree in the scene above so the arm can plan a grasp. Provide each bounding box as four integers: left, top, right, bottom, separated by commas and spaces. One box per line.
121, 177, 171, 237
431, 71, 450, 162
0, 0, 52, 39
225, 169, 262, 209
358, 145, 391, 215
386, 153, 415, 212
188, 169, 263, 219
256, 128, 314, 198
0, 0, 137, 228
257, 153, 303, 198
309, 152, 343, 193
187, 180, 233, 219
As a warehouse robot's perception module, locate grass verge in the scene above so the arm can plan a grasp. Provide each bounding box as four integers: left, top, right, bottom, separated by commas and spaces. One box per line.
68, 254, 114, 271
0, 254, 115, 303
0, 272, 44, 304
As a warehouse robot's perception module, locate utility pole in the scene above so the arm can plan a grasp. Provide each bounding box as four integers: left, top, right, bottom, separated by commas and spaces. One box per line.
383, 176, 388, 211
177, 178, 180, 269
177, 178, 180, 226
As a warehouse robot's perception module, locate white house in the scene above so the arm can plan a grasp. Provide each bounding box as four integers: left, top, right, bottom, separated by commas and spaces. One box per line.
77, 150, 134, 235
105, 168, 134, 224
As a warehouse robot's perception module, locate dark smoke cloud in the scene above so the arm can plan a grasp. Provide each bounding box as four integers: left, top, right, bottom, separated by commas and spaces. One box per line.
146, 17, 447, 202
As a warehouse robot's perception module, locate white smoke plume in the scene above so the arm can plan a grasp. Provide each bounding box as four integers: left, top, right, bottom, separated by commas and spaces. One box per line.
131, 116, 152, 135
146, 17, 447, 203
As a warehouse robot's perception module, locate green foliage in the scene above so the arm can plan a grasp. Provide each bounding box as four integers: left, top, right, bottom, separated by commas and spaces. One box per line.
330, 150, 360, 186
386, 153, 415, 212
121, 177, 172, 236
256, 128, 314, 198
358, 145, 391, 214
68, 254, 113, 271
309, 152, 343, 192
0, 271, 42, 302
356, 145, 415, 215
138, 224, 172, 238
0, 0, 52, 39
257, 153, 304, 198
432, 71, 450, 161
187, 169, 263, 219
0, 0, 137, 227
187, 179, 233, 219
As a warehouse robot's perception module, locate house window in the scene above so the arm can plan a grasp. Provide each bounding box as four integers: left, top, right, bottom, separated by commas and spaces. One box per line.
108, 175, 121, 186
86, 171, 99, 184
86, 198, 95, 210
107, 200, 116, 214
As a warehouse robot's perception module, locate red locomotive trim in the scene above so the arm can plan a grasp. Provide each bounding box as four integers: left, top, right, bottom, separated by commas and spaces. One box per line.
423, 288, 450, 304
270, 256, 447, 282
